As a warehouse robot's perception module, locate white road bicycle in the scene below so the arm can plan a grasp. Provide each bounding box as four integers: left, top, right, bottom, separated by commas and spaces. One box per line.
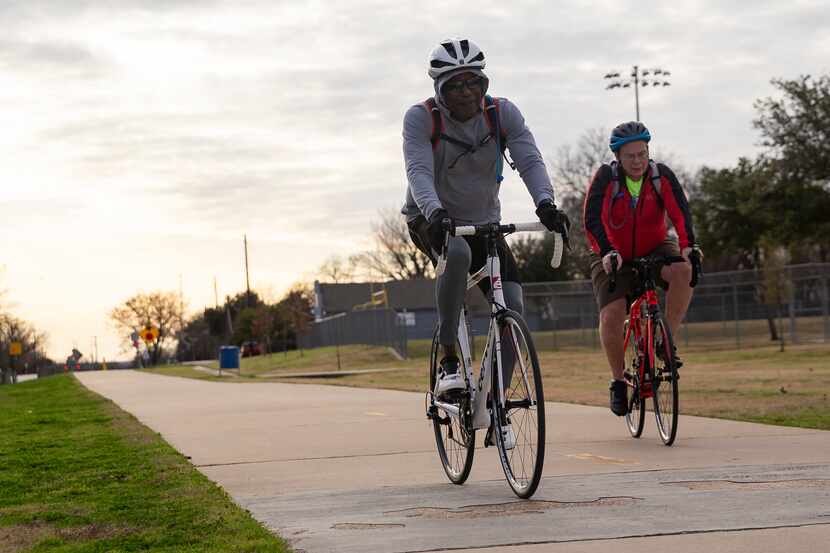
425, 221, 564, 498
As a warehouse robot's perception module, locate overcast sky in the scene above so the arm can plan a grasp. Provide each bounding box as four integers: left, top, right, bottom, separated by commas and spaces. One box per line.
2, 0, 828, 361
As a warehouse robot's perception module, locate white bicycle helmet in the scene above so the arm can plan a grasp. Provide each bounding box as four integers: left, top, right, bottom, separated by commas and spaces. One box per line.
427, 38, 486, 80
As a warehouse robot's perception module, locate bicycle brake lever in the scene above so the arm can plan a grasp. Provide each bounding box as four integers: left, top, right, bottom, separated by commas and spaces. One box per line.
689, 251, 702, 288
436, 228, 451, 276
608, 253, 619, 294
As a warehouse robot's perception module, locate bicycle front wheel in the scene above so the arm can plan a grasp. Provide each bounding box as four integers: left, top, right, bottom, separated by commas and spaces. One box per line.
623, 321, 645, 438
491, 311, 545, 499
428, 326, 475, 484
652, 318, 679, 445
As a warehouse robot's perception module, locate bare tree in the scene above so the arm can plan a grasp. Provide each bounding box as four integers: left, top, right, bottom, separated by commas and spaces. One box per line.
281, 282, 314, 356
250, 305, 275, 353
350, 208, 434, 281
547, 128, 610, 278
110, 291, 185, 366
317, 255, 355, 283
550, 127, 611, 198
0, 314, 48, 379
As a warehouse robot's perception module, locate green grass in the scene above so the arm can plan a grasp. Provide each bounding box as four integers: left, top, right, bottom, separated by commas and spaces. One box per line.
0, 375, 290, 553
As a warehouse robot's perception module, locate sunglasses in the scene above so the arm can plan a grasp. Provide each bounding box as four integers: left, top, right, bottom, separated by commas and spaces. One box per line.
443, 77, 483, 94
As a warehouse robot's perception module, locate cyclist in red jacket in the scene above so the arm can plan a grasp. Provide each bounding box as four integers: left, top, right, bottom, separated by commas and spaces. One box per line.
583, 122, 701, 416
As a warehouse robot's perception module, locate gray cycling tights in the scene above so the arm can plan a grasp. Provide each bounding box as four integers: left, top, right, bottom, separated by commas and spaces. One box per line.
436, 236, 523, 386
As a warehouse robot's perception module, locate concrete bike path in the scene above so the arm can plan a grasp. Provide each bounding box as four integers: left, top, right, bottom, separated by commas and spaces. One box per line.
76, 371, 830, 553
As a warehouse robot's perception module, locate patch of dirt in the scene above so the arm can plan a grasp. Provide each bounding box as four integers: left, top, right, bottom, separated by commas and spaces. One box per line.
0, 523, 127, 553
386, 497, 640, 520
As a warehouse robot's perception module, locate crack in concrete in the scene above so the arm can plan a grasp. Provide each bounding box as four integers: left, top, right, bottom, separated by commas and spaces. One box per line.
393, 522, 830, 552
663, 478, 830, 491
385, 497, 642, 520
332, 522, 406, 530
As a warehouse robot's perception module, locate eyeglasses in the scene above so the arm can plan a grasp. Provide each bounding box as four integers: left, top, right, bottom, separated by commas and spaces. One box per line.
621, 150, 649, 163
443, 77, 483, 94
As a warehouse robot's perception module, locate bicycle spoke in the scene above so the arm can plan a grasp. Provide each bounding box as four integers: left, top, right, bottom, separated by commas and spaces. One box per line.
652, 319, 679, 445
429, 327, 475, 484
493, 313, 545, 498
624, 320, 646, 438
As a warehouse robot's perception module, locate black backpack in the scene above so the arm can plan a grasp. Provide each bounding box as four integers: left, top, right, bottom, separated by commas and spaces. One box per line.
608, 160, 664, 208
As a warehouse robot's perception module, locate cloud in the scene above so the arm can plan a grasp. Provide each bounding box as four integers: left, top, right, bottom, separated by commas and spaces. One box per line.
0, 37, 106, 77
4, 0, 830, 359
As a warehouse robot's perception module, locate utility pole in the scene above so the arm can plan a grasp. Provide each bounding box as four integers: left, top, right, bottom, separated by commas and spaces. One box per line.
603, 65, 672, 121
244, 234, 252, 308
213, 276, 219, 309
179, 273, 185, 324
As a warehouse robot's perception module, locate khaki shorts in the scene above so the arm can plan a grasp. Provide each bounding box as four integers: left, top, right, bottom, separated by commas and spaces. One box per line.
590, 238, 681, 310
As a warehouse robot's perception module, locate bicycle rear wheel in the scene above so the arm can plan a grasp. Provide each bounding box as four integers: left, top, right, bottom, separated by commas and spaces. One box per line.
491, 311, 545, 499
428, 327, 475, 484
652, 318, 679, 445
623, 321, 645, 438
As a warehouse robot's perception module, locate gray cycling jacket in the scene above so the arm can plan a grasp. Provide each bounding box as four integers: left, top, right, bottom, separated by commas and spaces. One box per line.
401, 96, 554, 225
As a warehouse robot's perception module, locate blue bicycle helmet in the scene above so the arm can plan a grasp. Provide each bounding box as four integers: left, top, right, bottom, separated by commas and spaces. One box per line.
609, 121, 651, 152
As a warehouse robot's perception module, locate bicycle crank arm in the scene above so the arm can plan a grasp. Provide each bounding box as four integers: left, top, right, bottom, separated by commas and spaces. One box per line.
432, 401, 461, 419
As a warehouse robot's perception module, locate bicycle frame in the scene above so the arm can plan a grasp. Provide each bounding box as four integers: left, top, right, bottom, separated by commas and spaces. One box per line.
623, 289, 661, 399
431, 243, 505, 430
432, 222, 561, 430
617, 253, 696, 397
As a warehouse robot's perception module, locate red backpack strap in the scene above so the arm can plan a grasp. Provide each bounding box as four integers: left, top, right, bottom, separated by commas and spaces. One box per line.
422, 98, 442, 149
482, 95, 508, 146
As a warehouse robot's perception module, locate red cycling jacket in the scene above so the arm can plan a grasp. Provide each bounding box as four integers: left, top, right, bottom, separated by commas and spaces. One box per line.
583, 161, 696, 260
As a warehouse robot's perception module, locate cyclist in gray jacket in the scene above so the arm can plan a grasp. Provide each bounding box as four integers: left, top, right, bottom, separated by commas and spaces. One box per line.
402, 38, 570, 399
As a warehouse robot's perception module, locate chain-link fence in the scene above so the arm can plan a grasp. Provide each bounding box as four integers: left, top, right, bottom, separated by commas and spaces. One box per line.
524, 262, 830, 351
301, 263, 829, 357
300, 309, 408, 359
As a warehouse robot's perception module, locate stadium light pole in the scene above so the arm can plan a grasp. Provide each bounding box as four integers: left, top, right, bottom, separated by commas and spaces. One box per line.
603, 65, 672, 121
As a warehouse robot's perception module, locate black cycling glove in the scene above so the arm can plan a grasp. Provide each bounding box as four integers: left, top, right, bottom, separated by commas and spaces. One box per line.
427, 209, 451, 253
535, 200, 571, 235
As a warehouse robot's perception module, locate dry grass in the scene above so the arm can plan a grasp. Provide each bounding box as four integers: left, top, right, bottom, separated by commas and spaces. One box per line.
0, 523, 126, 553
151, 335, 830, 430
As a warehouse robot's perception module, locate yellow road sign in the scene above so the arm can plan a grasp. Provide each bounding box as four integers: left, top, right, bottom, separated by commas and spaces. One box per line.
141, 325, 159, 343
9, 342, 22, 356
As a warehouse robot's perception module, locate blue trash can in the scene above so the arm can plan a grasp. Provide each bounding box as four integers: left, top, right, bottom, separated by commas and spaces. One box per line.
219, 346, 240, 369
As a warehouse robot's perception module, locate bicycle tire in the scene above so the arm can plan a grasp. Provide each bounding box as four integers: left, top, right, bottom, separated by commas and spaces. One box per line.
491, 310, 545, 499
428, 326, 475, 484
652, 317, 679, 445
623, 321, 646, 438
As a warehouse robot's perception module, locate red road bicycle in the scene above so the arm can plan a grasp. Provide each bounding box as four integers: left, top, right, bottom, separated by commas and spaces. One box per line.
610, 250, 701, 445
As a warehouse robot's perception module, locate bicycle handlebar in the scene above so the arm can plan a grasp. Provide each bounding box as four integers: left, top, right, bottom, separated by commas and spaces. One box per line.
607, 252, 703, 294
453, 222, 564, 269
435, 221, 565, 275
